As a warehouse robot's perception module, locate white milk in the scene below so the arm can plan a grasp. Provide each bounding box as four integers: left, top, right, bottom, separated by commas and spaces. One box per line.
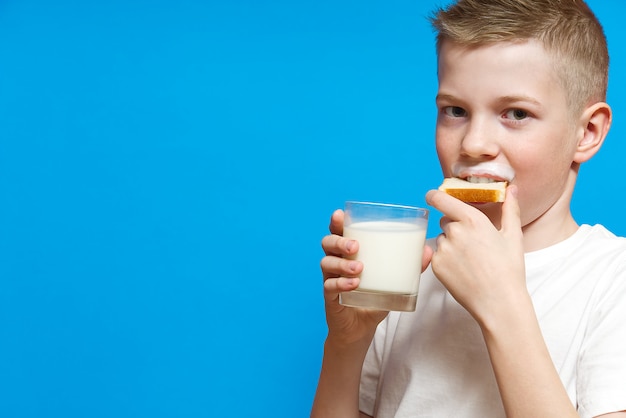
344, 220, 426, 294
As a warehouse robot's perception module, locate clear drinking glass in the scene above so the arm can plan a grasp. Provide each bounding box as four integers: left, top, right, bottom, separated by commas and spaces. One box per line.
339, 201, 429, 312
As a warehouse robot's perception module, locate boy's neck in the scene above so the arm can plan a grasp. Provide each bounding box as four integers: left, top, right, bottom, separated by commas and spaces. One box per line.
520, 173, 579, 253
522, 211, 578, 253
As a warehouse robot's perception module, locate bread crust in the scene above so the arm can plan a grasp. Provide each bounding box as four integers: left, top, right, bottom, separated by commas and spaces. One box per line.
438, 178, 507, 203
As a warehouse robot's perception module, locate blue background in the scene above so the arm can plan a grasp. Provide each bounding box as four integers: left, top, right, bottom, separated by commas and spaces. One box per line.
0, 0, 624, 416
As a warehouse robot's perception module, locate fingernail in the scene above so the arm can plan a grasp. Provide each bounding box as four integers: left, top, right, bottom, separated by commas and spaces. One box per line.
346, 240, 354, 252
348, 261, 358, 272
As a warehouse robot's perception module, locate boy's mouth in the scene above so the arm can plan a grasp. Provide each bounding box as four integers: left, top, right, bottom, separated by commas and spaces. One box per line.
463, 175, 503, 184
452, 162, 515, 183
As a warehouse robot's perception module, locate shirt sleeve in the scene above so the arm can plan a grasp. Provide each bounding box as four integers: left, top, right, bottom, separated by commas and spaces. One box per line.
577, 257, 626, 417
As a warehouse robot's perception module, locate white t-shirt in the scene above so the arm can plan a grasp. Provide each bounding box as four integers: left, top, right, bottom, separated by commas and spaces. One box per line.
360, 224, 626, 417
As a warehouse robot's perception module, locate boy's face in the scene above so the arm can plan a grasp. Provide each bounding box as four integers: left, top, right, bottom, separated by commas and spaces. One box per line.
435, 39, 579, 228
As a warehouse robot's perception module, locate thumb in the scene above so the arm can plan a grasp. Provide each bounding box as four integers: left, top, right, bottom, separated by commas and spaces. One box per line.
501, 184, 522, 236
422, 244, 434, 273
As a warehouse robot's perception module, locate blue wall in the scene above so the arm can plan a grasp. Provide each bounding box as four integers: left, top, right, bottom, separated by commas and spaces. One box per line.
1, 0, 624, 416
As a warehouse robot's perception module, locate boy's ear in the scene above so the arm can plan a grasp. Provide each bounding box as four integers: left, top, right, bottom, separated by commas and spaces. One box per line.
573, 102, 612, 163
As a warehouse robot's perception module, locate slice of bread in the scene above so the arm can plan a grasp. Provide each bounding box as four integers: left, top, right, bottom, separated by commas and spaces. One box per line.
438, 177, 507, 203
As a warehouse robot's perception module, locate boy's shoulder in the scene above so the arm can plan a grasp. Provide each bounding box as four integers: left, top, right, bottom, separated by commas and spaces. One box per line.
583, 224, 626, 247
572, 224, 626, 270
526, 224, 626, 272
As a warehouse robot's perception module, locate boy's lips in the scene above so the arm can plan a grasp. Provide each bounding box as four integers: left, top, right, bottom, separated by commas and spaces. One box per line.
451, 162, 515, 183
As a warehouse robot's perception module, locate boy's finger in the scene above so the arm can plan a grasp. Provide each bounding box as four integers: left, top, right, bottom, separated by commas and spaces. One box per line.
422, 244, 434, 273
329, 209, 345, 235
320, 255, 362, 279
426, 189, 475, 221
321, 234, 359, 256
500, 185, 522, 235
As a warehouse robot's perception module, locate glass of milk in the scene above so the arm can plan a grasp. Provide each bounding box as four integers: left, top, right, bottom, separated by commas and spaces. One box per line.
339, 201, 428, 312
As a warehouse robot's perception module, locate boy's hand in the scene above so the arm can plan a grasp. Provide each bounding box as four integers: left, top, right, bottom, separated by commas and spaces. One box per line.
425, 185, 526, 326
319, 210, 434, 346
320, 209, 388, 347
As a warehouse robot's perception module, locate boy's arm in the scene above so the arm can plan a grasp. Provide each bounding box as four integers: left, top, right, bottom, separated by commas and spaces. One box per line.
483, 305, 626, 418
480, 290, 579, 417
310, 210, 387, 418
426, 187, 579, 417
310, 336, 373, 418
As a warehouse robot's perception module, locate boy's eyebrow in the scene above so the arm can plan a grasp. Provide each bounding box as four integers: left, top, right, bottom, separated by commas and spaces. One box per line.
497, 95, 542, 107
436, 93, 542, 107
435, 93, 459, 103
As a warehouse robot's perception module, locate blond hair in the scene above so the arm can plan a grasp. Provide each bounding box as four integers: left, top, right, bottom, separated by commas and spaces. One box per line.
430, 0, 609, 116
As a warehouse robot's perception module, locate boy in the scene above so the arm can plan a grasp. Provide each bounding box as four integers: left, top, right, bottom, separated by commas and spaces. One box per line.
311, 1, 626, 417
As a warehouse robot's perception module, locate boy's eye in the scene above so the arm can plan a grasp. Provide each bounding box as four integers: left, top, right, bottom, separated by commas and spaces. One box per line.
503, 109, 528, 120
443, 106, 467, 117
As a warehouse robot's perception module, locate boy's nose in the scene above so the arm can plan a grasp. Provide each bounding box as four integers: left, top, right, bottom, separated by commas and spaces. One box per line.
460, 121, 499, 158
